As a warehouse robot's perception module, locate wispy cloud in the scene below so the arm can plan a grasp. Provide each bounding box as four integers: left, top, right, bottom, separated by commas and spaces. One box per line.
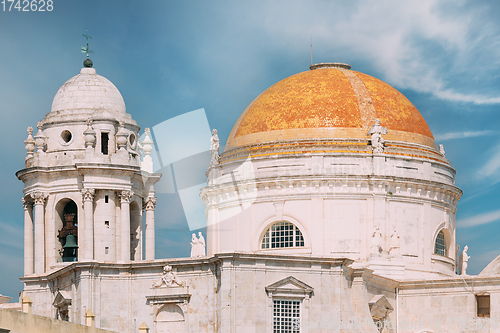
457, 209, 500, 228
256, 0, 500, 105
0, 221, 23, 249
471, 249, 500, 275
434, 130, 497, 141
476, 142, 500, 181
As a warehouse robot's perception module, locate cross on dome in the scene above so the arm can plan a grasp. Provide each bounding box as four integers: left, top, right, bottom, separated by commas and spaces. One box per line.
81, 28, 94, 68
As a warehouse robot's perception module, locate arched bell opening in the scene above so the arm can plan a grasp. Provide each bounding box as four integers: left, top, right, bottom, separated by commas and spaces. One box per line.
56, 199, 78, 262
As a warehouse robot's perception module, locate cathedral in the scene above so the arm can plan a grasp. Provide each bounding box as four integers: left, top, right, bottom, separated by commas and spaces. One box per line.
9, 57, 500, 333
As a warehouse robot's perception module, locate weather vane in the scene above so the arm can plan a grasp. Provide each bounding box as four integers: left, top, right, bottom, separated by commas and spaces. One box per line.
81, 28, 94, 68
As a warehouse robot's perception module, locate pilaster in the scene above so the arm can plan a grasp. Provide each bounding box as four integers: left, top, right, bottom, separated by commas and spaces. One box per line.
31, 191, 47, 274
81, 188, 95, 261
144, 196, 156, 260
23, 197, 34, 276
119, 190, 133, 262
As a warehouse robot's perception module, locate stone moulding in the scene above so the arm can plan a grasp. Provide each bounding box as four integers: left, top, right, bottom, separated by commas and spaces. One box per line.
146, 289, 191, 305
52, 290, 72, 308
201, 177, 462, 210
265, 276, 314, 298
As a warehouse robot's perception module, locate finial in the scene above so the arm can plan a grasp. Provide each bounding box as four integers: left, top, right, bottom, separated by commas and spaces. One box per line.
81, 28, 94, 68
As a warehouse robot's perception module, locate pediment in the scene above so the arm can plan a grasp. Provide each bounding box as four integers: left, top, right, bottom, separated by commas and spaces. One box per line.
265, 276, 314, 297
53, 290, 72, 308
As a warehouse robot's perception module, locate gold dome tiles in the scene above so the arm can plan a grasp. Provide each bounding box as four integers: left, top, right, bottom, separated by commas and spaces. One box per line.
226, 66, 437, 153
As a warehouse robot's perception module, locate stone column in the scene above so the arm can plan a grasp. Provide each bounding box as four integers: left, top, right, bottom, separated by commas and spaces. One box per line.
23, 197, 34, 276
82, 189, 95, 261
119, 190, 133, 262
32, 191, 47, 274
144, 196, 157, 260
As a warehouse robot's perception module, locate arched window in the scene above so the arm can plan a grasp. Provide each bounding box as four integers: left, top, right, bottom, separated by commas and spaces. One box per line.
261, 221, 304, 249
434, 230, 447, 256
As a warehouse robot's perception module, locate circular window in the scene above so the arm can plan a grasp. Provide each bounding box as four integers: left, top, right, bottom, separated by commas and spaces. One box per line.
129, 133, 136, 149
61, 130, 72, 143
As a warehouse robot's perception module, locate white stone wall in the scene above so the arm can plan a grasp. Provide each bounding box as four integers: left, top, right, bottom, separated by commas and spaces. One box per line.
399, 277, 500, 333
21, 255, 401, 333
202, 148, 462, 280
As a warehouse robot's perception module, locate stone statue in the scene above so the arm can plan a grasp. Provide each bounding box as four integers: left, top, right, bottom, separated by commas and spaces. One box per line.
439, 144, 446, 157
389, 226, 400, 255
190, 232, 206, 257
459, 245, 470, 275
190, 233, 199, 257
152, 265, 185, 288
198, 232, 206, 257
210, 129, 220, 166
371, 224, 383, 255
367, 119, 388, 153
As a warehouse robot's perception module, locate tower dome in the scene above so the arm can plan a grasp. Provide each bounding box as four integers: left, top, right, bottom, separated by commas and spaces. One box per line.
51, 67, 126, 115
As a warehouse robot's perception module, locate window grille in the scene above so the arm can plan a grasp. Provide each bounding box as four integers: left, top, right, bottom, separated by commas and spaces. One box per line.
273, 299, 300, 333
262, 221, 304, 249
434, 230, 447, 256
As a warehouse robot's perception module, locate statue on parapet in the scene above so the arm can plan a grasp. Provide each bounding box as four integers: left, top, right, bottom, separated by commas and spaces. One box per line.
210, 129, 220, 166
439, 144, 446, 157
389, 226, 400, 256
190, 232, 206, 258
367, 119, 388, 154
371, 224, 383, 255
459, 245, 470, 275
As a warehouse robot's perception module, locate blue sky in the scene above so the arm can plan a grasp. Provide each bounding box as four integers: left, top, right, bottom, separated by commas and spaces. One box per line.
1, 0, 500, 298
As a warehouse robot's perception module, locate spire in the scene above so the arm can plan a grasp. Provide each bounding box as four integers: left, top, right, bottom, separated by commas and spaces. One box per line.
81, 28, 94, 68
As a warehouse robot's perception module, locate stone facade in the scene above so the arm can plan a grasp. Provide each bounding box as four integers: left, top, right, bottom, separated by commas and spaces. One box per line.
14, 62, 500, 333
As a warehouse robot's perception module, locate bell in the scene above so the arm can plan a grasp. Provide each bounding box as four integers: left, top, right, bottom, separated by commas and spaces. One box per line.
63, 234, 78, 249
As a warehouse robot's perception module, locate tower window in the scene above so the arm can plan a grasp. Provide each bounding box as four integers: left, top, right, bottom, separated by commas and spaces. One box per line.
61, 130, 72, 143
273, 299, 300, 332
476, 294, 490, 318
101, 132, 109, 155
105, 221, 109, 227
105, 247, 109, 255
105, 195, 109, 203
261, 221, 304, 249
434, 230, 447, 256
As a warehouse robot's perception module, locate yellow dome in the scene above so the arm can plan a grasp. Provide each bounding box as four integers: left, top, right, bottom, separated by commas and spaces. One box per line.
226, 64, 435, 150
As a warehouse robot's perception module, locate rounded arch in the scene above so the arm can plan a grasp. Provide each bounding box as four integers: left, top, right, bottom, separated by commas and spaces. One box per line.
54, 197, 79, 262
254, 215, 310, 251
155, 303, 186, 333
432, 222, 453, 258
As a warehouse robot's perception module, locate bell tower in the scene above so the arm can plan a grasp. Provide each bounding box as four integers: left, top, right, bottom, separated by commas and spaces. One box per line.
17, 58, 160, 276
